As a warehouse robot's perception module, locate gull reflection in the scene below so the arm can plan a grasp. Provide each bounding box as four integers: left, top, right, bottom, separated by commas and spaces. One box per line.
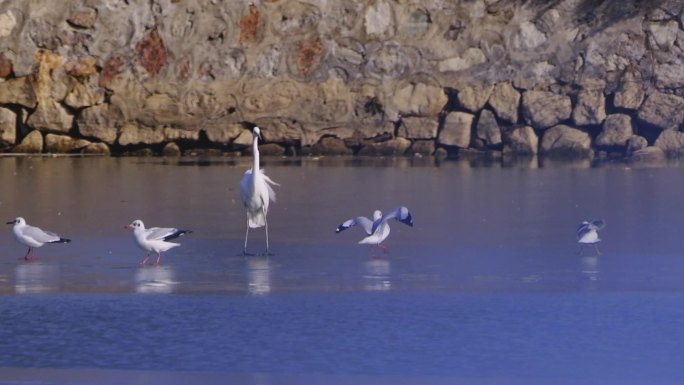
14, 263, 60, 294
247, 257, 271, 295
135, 266, 177, 294
581, 256, 600, 290
363, 259, 391, 291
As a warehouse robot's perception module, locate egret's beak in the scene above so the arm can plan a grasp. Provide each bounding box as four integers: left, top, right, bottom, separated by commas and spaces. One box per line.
124, 225, 132, 229
6, 220, 14, 225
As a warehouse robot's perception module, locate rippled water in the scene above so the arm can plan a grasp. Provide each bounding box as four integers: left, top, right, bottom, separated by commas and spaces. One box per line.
1, 156, 684, 384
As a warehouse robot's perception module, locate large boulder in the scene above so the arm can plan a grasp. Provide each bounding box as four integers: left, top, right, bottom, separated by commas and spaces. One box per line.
311, 136, 353, 155
613, 75, 645, 110
596, 114, 634, 148
637, 92, 684, 130
573, 88, 606, 126
203, 123, 244, 145
654, 129, 684, 156
0, 106, 16, 148
457, 83, 493, 113
488, 82, 520, 124
12, 130, 43, 153
0, 76, 37, 108
397, 117, 439, 139
522, 91, 572, 130
76, 104, 122, 144
45, 134, 91, 153
82, 142, 111, 155
358, 137, 410, 156
503, 126, 538, 155
438, 111, 473, 148
389, 81, 447, 118
475, 109, 501, 147
26, 100, 74, 133
540, 125, 591, 156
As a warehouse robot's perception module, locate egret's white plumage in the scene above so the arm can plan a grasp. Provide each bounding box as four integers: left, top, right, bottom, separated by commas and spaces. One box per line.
577, 219, 606, 255
240, 126, 279, 255
125, 219, 192, 265
336, 207, 413, 250
6, 217, 71, 260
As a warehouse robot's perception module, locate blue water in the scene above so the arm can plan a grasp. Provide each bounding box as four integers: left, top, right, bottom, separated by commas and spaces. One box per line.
1, 291, 684, 383
1, 157, 684, 384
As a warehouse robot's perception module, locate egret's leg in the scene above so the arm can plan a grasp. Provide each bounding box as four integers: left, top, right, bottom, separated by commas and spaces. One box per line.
140, 253, 150, 266
23, 247, 32, 261
155, 252, 162, 265
263, 206, 270, 255
594, 243, 601, 255
243, 220, 250, 255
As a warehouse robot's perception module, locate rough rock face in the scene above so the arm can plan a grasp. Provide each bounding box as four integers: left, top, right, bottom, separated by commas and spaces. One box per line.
596, 114, 634, 148
439, 112, 473, 148
522, 91, 572, 130
540, 125, 592, 156
504, 126, 538, 155
0, 107, 16, 148
12, 130, 43, 153
0, 0, 682, 158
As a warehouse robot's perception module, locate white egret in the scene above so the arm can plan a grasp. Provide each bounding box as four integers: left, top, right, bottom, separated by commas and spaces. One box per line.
7, 217, 71, 260
240, 126, 279, 255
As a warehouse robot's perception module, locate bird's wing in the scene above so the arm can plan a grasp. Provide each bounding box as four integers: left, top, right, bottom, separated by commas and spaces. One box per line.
576, 223, 591, 239
336, 216, 374, 235
145, 227, 179, 241
373, 207, 413, 233
261, 170, 279, 202
590, 219, 606, 230
240, 169, 253, 205
23, 225, 61, 243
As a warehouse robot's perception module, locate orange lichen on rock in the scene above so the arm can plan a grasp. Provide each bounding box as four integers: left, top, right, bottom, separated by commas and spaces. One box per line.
239, 4, 260, 43
99, 56, 124, 88
0, 53, 13, 78
135, 29, 167, 76
297, 38, 322, 76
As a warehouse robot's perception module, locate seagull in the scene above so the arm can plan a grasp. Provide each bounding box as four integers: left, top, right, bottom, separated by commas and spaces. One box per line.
577, 219, 606, 255
6, 217, 71, 260
240, 126, 279, 255
336, 207, 413, 252
125, 219, 192, 265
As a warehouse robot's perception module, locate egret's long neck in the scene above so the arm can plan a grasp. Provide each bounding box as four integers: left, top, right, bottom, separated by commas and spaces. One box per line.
252, 134, 260, 176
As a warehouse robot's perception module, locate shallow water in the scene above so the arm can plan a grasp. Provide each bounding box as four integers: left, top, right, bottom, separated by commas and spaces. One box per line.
1, 156, 684, 384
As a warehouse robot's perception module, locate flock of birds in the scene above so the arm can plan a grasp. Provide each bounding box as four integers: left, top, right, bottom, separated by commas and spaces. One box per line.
5, 126, 606, 265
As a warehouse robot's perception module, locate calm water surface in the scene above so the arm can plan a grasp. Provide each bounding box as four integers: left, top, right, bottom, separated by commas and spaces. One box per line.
1, 156, 684, 385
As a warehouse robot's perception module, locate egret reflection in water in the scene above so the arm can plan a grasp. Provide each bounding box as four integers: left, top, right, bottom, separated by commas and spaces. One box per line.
247, 257, 271, 295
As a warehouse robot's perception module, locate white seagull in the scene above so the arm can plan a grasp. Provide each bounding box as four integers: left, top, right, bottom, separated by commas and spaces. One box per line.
6, 217, 71, 260
240, 126, 279, 255
577, 219, 606, 255
336, 207, 413, 252
125, 219, 192, 265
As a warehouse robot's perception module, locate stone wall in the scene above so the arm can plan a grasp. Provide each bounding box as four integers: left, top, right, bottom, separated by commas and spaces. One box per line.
0, 0, 683, 158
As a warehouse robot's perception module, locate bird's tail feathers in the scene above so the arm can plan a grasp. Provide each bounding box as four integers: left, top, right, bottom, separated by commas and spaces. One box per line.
50, 238, 71, 244
248, 210, 266, 228
262, 172, 278, 202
